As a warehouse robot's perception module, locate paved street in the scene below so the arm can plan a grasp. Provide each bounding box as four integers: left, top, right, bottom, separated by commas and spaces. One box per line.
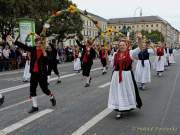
0, 53, 180, 135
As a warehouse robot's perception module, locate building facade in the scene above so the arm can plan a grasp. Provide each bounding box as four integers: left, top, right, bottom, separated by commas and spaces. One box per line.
64, 12, 107, 46
108, 16, 180, 47
64, 15, 180, 47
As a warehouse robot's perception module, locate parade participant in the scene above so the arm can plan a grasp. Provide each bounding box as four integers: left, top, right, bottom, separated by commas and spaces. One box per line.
99, 45, 108, 74
73, 46, 81, 73
47, 42, 61, 84
168, 46, 176, 64
7, 35, 56, 113
23, 52, 31, 82
108, 38, 142, 119
135, 35, 155, 90
154, 43, 165, 76
163, 44, 169, 67
76, 38, 96, 87
165, 44, 170, 66
0, 94, 5, 106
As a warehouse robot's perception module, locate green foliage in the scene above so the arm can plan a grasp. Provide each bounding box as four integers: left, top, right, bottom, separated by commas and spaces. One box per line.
141, 30, 164, 43
0, 0, 83, 42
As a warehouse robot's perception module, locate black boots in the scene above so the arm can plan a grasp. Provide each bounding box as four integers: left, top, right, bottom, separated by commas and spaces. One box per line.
28, 106, 39, 113
0, 96, 5, 106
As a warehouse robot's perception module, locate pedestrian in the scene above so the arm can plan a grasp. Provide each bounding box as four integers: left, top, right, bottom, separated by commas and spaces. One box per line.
135, 34, 155, 90
7, 35, 56, 113
76, 38, 96, 87
108, 38, 142, 119
46, 43, 61, 84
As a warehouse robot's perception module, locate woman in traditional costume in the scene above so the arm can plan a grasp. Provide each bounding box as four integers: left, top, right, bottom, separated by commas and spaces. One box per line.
108, 37, 142, 119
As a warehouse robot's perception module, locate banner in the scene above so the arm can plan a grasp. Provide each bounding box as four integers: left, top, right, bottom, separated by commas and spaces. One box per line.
19, 19, 35, 46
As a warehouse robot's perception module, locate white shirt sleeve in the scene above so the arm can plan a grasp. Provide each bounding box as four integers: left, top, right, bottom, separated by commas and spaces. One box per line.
110, 52, 116, 67
129, 47, 140, 59
148, 48, 155, 56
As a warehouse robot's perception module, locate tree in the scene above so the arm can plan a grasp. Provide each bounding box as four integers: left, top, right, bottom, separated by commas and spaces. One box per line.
0, 0, 83, 43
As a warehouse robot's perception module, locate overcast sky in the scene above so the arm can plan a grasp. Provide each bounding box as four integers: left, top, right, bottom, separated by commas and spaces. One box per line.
72, 0, 180, 30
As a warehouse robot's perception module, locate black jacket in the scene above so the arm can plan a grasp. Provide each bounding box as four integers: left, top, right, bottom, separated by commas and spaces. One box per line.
15, 41, 48, 75
76, 40, 96, 65
46, 44, 58, 65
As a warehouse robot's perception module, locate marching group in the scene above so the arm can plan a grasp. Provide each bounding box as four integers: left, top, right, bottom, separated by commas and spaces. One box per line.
0, 33, 176, 120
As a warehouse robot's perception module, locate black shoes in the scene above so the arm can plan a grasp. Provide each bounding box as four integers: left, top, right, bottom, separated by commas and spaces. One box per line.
0, 96, 5, 106
50, 96, 56, 106
116, 112, 123, 120
84, 83, 90, 87
28, 106, 39, 113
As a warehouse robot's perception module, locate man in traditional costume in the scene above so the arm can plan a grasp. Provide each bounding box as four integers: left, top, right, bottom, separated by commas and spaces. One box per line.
7, 35, 56, 113
76, 39, 96, 87
99, 45, 108, 75
47, 43, 61, 84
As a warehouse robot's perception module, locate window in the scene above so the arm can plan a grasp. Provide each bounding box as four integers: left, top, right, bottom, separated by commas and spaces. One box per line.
114, 26, 116, 29
141, 25, 144, 28
156, 24, 159, 27
151, 24, 153, 27
119, 26, 121, 29
69, 40, 71, 46
87, 21, 88, 26
146, 25, 149, 27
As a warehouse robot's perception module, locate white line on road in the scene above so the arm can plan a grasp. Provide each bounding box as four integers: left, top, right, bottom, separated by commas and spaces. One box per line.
0, 109, 54, 135
71, 108, 112, 135
98, 82, 110, 88
0, 67, 101, 94
0, 95, 45, 112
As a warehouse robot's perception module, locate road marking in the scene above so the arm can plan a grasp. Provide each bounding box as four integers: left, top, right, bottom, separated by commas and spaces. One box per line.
71, 108, 112, 135
0, 95, 45, 112
98, 82, 110, 88
160, 66, 180, 126
0, 109, 54, 135
0, 67, 101, 94
0, 60, 100, 77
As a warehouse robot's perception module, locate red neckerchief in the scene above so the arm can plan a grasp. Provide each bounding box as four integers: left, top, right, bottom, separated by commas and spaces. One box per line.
114, 50, 132, 82
33, 48, 43, 72
157, 47, 164, 61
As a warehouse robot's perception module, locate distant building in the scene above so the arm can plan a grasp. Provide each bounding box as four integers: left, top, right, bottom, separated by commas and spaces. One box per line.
64, 14, 180, 47
108, 16, 180, 47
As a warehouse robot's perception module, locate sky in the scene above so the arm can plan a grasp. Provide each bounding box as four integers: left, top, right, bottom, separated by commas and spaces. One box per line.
72, 0, 180, 30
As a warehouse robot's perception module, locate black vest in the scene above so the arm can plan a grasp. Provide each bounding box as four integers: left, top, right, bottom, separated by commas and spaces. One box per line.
138, 49, 149, 67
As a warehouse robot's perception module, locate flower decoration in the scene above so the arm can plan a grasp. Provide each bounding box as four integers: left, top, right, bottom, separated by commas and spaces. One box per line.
67, 5, 77, 14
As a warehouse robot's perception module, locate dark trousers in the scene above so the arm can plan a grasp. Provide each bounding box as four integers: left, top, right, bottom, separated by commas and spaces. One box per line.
101, 58, 107, 67
47, 63, 59, 76
82, 62, 92, 77
30, 73, 51, 97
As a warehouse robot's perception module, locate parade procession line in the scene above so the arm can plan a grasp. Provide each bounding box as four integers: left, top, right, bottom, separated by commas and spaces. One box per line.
0, 109, 54, 135
0, 67, 102, 94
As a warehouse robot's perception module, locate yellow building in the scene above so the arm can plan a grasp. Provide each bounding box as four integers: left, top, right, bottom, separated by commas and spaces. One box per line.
108, 16, 180, 46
